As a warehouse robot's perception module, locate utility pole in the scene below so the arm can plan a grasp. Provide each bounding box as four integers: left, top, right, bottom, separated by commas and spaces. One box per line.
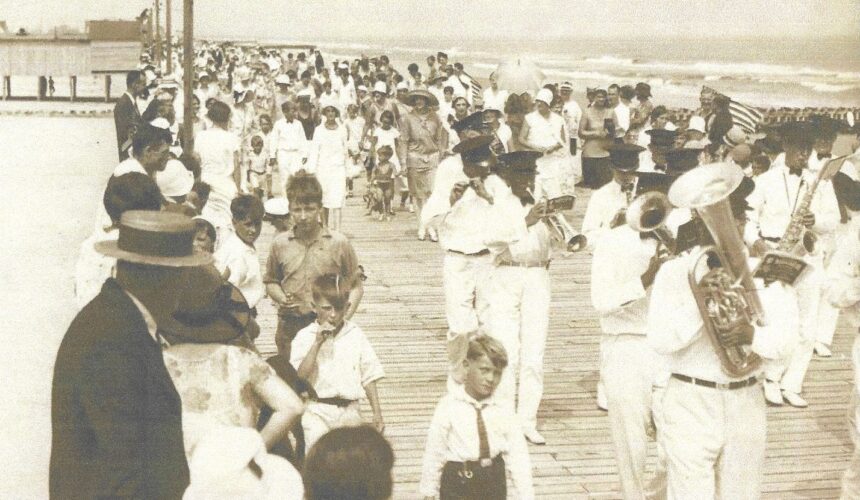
154, 0, 162, 70
182, 0, 194, 154
166, 0, 172, 74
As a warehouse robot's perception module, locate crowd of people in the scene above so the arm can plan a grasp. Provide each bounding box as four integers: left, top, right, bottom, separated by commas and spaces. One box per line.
51, 40, 860, 499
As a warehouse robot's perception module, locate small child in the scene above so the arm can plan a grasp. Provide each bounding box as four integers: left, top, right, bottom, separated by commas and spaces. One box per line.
247, 134, 272, 199
214, 195, 265, 328
751, 154, 771, 178
371, 145, 397, 220
290, 274, 385, 453
419, 336, 534, 500
192, 217, 217, 254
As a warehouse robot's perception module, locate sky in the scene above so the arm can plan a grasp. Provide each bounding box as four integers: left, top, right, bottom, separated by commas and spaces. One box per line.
2, 0, 858, 40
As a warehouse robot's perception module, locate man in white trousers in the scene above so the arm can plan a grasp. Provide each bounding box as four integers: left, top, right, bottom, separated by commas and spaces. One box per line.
648, 170, 799, 499
422, 134, 499, 388
745, 121, 842, 408
483, 150, 551, 445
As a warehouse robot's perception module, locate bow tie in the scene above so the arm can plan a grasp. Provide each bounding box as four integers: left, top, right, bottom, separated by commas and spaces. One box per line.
654, 164, 667, 172
818, 153, 832, 160
788, 168, 804, 177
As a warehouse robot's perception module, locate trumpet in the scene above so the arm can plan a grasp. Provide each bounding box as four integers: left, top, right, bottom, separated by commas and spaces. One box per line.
545, 212, 588, 252
626, 191, 677, 254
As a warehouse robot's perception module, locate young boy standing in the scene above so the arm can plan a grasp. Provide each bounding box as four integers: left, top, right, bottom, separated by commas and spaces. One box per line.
214, 195, 265, 317
290, 274, 385, 452
420, 336, 534, 500
247, 134, 271, 199
371, 145, 397, 220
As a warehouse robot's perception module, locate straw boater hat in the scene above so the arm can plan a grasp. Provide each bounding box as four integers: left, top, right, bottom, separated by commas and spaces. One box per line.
95, 211, 212, 267
160, 264, 250, 344
405, 89, 439, 107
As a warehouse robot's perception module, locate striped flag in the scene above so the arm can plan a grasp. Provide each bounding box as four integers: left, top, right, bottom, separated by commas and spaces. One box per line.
461, 71, 483, 105
702, 86, 763, 134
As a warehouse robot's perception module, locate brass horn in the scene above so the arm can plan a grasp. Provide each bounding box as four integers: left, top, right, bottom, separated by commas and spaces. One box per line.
626, 191, 677, 253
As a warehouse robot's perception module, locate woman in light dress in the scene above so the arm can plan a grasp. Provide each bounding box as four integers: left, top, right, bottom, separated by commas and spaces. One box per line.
519, 88, 573, 198
307, 105, 350, 231
196, 100, 241, 238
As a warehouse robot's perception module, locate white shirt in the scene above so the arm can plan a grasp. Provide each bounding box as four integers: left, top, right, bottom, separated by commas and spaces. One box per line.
482, 87, 509, 113
647, 250, 799, 383
422, 156, 502, 254
290, 320, 385, 401
524, 110, 566, 151
214, 230, 264, 308
591, 226, 657, 334
196, 127, 241, 181
581, 179, 637, 249
75, 229, 119, 310
827, 233, 860, 326
614, 102, 631, 134
484, 183, 552, 264
419, 385, 534, 499
744, 159, 841, 247
491, 123, 512, 153
562, 100, 583, 140
124, 289, 161, 345
270, 118, 308, 156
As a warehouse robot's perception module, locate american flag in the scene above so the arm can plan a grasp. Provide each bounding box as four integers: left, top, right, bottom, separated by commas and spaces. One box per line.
702, 86, 764, 134
461, 71, 483, 105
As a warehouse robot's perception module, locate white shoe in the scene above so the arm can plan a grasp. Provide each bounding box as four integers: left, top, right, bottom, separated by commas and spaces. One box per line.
428, 227, 438, 242
378, 213, 384, 221
814, 342, 832, 358
523, 428, 546, 445
596, 389, 608, 412
782, 390, 808, 408
408, 203, 415, 213
763, 380, 783, 406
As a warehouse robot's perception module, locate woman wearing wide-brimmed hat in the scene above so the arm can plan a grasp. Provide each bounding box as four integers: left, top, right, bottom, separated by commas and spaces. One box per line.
160, 265, 305, 461
306, 104, 350, 231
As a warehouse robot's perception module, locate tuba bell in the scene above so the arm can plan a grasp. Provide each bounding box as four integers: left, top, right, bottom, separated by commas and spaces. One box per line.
668, 163, 766, 378
626, 191, 677, 254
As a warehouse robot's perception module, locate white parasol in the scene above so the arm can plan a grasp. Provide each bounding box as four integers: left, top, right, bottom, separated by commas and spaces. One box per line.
494, 58, 546, 95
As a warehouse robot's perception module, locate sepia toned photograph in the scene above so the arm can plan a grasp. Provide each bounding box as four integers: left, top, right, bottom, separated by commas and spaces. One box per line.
1, 1, 859, 498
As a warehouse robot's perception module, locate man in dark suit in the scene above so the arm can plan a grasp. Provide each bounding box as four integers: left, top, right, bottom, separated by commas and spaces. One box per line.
115, 70, 146, 161
51, 211, 212, 499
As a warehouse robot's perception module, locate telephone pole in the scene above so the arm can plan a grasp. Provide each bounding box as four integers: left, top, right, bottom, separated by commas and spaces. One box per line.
154, 0, 162, 69
166, 0, 173, 74
182, 0, 194, 154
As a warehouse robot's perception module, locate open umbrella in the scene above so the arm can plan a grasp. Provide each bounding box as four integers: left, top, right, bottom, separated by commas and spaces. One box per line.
494, 58, 546, 95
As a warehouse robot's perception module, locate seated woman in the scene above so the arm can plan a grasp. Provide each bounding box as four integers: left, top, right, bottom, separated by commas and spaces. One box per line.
160, 265, 305, 457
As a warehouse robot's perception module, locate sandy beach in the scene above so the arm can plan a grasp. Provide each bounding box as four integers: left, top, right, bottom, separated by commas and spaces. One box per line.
0, 116, 116, 498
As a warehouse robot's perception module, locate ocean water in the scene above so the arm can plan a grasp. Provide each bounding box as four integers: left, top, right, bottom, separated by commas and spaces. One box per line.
311, 36, 860, 110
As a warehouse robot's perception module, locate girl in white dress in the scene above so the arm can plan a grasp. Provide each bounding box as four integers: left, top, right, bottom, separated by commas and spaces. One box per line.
307, 105, 350, 231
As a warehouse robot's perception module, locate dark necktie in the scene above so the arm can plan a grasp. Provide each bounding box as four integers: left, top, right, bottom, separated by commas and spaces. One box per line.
654, 164, 666, 172
788, 168, 803, 177
818, 153, 832, 161
475, 405, 491, 464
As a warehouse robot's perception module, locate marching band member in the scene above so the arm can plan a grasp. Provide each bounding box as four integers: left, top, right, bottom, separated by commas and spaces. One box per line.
638, 129, 677, 173
825, 185, 860, 496
648, 166, 799, 499
422, 135, 500, 389
745, 121, 841, 408
590, 144, 669, 499
580, 144, 644, 250
809, 118, 844, 357
482, 150, 552, 445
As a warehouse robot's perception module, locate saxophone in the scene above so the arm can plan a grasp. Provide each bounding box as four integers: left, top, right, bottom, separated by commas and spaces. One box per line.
777, 171, 821, 256
668, 163, 766, 378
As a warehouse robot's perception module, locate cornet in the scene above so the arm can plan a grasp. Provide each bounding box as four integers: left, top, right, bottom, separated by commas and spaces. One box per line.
529, 188, 587, 252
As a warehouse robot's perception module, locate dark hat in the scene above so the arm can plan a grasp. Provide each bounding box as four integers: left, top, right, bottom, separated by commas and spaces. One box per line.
634, 171, 674, 195
754, 135, 782, 154
666, 147, 703, 174
453, 136, 496, 176
635, 82, 652, 97
496, 151, 541, 176
779, 121, 815, 149
646, 128, 678, 149
160, 265, 250, 344
606, 143, 646, 172
833, 171, 860, 211
405, 89, 439, 107
451, 111, 485, 134
95, 211, 213, 267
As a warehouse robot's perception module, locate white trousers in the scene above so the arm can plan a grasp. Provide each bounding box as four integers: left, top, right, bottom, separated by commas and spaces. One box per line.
661, 377, 766, 500
600, 334, 667, 500
443, 252, 492, 387
301, 401, 363, 453
276, 150, 305, 197
841, 336, 860, 499
765, 264, 822, 394
483, 265, 550, 430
